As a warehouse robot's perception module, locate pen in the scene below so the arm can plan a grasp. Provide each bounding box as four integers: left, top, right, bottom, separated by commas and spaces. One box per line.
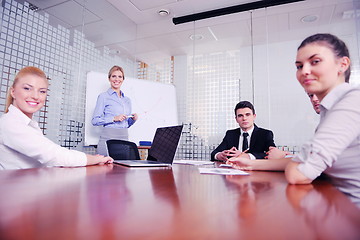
242, 148, 249, 153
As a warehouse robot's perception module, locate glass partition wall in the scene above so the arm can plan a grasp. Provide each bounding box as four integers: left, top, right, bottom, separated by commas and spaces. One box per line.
174, 0, 360, 159
0, 0, 359, 159
0, 0, 139, 154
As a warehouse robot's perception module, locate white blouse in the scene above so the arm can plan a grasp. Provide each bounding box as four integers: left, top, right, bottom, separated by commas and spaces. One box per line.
0, 105, 86, 169
293, 83, 360, 207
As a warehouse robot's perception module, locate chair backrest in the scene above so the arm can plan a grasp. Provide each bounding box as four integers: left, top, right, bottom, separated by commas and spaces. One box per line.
106, 139, 140, 160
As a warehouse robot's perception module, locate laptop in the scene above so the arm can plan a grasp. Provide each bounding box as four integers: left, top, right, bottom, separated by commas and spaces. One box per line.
114, 125, 183, 167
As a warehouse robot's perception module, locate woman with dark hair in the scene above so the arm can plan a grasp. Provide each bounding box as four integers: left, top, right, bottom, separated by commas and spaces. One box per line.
92, 66, 138, 156
227, 33, 360, 207
0, 66, 113, 169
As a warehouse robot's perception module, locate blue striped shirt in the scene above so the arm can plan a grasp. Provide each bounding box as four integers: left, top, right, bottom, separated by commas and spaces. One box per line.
92, 88, 135, 128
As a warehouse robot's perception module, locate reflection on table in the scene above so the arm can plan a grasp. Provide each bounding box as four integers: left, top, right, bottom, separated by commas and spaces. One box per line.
0, 163, 359, 240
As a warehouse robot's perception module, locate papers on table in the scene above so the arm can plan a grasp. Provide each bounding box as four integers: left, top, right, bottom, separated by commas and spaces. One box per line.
173, 160, 249, 175
173, 160, 215, 165
198, 168, 249, 175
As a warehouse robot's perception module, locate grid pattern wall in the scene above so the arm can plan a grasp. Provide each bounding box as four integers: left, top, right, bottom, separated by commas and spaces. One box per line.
187, 52, 242, 141
137, 58, 174, 83
175, 123, 214, 160
175, 51, 244, 160
0, 0, 135, 151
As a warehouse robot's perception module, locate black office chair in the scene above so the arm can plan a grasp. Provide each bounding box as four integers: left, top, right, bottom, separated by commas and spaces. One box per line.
106, 139, 141, 160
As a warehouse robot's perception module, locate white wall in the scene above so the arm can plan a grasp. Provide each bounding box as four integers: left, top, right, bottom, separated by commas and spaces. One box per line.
255, 40, 319, 146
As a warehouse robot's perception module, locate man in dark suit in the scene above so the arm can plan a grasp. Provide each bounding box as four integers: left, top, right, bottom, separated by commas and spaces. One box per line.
211, 101, 275, 161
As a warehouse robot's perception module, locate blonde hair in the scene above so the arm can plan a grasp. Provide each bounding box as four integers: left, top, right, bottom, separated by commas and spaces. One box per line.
108, 65, 125, 80
5, 66, 47, 113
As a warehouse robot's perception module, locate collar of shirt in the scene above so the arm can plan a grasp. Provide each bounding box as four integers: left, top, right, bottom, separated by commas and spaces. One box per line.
107, 88, 125, 97
8, 104, 39, 129
240, 125, 254, 137
238, 126, 254, 154
320, 83, 351, 118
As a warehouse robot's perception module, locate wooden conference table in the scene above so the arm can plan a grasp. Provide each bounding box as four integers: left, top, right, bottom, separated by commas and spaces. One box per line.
0, 162, 359, 240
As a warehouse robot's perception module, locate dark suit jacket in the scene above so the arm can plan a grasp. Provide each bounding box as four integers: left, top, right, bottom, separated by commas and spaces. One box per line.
210, 124, 275, 160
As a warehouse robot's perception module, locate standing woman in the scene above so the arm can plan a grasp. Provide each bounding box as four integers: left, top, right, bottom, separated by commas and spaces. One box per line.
0, 66, 113, 169
92, 66, 138, 156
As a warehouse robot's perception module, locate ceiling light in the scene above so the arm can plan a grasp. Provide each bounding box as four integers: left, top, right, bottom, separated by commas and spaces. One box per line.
342, 9, 360, 19
158, 9, 170, 16
189, 34, 204, 41
301, 15, 319, 23
207, 27, 218, 41
109, 49, 121, 55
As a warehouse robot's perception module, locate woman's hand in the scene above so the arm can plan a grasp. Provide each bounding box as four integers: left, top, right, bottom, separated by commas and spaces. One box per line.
266, 146, 291, 159
131, 113, 138, 121
114, 114, 138, 122
226, 157, 254, 170
86, 154, 114, 166
113, 114, 127, 122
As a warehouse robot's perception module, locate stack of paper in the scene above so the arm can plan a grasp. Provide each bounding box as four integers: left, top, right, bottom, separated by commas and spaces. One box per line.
173, 160, 214, 165
198, 168, 249, 175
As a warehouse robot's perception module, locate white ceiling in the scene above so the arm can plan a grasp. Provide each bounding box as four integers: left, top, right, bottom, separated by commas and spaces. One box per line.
21, 0, 359, 63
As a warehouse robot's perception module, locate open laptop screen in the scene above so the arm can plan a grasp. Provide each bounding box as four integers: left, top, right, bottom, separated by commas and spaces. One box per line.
147, 125, 183, 164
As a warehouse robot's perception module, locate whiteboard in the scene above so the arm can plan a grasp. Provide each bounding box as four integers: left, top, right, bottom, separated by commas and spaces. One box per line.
85, 71, 178, 146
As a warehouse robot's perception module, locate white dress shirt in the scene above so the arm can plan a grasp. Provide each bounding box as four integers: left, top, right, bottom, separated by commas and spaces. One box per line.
239, 126, 255, 160
0, 105, 87, 169
292, 83, 360, 207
